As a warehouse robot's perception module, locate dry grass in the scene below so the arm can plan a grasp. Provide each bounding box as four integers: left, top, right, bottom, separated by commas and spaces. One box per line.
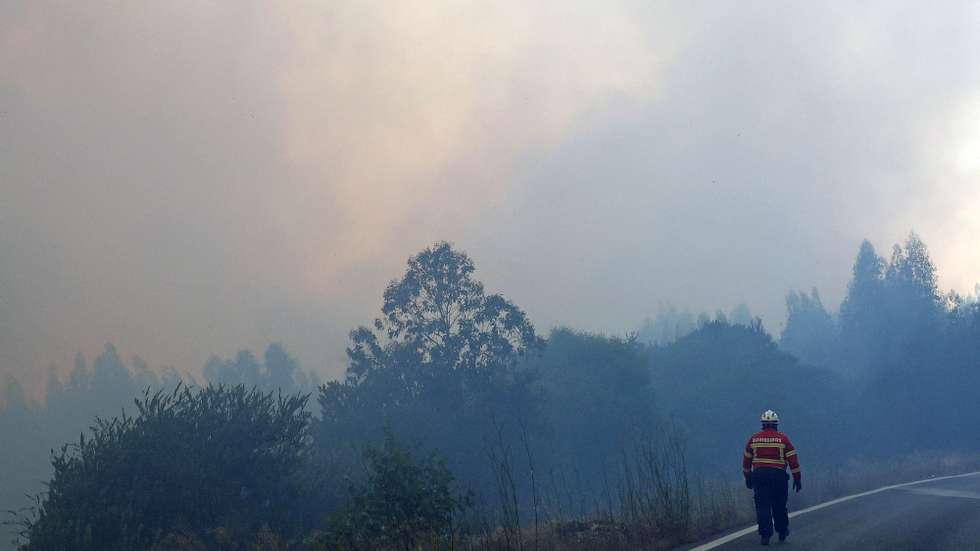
450, 449, 980, 551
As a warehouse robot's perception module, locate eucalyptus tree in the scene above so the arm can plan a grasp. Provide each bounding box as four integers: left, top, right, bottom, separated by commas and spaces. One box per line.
317, 242, 543, 497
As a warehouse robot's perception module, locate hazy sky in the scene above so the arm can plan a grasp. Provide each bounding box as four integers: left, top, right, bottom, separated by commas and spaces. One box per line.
2, 1, 979, 388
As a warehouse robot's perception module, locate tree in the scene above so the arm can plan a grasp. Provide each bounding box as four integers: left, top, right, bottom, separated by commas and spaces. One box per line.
203, 343, 316, 393
43, 345, 153, 448
838, 240, 886, 373
637, 303, 696, 346
877, 233, 945, 368
203, 350, 262, 387
0, 375, 47, 550
647, 319, 846, 470
531, 329, 655, 504
89, 344, 136, 408
839, 240, 885, 337
837, 234, 950, 375
729, 303, 753, 327
346, 242, 542, 381
317, 242, 543, 500
885, 232, 939, 304
265, 343, 304, 393
779, 288, 837, 368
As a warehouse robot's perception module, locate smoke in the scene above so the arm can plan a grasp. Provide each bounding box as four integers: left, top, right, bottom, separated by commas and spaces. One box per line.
2, 1, 979, 388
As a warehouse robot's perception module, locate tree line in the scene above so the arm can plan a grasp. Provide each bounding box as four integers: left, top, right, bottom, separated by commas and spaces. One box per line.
1, 234, 978, 549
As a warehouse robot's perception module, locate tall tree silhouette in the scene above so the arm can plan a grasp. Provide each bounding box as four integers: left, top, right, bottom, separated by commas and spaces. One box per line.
347, 241, 542, 382
780, 288, 837, 368
318, 242, 543, 498
839, 240, 886, 373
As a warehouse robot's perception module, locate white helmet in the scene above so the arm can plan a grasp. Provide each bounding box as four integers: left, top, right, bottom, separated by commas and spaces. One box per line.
760, 410, 780, 424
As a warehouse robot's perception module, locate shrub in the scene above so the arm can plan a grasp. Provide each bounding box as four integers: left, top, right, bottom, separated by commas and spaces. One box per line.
316, 429, 471, 551
19, 385, 312, 551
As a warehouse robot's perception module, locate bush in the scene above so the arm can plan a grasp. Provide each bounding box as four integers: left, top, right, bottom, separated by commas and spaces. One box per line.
19, 385, 313, 551
316, 429, 471, 551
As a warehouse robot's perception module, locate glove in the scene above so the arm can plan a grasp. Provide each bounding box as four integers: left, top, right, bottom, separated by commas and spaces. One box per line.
793, 479, 802, 493
745, 476, 753, 489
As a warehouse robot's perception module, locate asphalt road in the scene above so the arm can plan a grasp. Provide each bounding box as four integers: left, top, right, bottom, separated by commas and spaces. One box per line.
688, 472, 980, 550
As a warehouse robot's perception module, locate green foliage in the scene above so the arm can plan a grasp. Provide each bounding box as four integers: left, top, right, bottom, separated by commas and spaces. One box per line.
346, 241, 543, 380
316, 430, 470, 551
316, 242, 543, 497
19, 385, 313, 551
1, 347, 183, 551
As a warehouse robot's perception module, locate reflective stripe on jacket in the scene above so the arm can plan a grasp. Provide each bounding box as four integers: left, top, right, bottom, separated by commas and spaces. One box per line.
742, 428, 801, 482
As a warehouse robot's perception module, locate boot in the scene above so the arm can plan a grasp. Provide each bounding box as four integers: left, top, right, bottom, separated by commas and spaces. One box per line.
761, 535, 770, 546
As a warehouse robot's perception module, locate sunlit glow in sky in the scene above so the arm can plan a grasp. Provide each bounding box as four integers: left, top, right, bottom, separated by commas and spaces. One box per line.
1, 1, 979, 390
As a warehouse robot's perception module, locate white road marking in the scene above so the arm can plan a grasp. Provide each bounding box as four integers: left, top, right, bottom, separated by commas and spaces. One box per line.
900, 487, 980, 500
686, 470, 980, 551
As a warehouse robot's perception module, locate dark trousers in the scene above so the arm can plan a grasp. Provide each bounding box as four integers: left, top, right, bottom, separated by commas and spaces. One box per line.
752, 468, 789, 537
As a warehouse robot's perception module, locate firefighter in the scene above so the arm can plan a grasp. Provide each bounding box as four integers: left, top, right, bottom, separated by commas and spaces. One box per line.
742, 409, 801, 545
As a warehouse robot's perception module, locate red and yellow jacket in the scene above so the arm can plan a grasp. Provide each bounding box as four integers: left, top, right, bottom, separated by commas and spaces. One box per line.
742, 428, 801, 482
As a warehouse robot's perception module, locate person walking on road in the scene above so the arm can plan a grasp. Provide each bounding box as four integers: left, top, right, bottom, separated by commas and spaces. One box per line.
743, 409, 801, 545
